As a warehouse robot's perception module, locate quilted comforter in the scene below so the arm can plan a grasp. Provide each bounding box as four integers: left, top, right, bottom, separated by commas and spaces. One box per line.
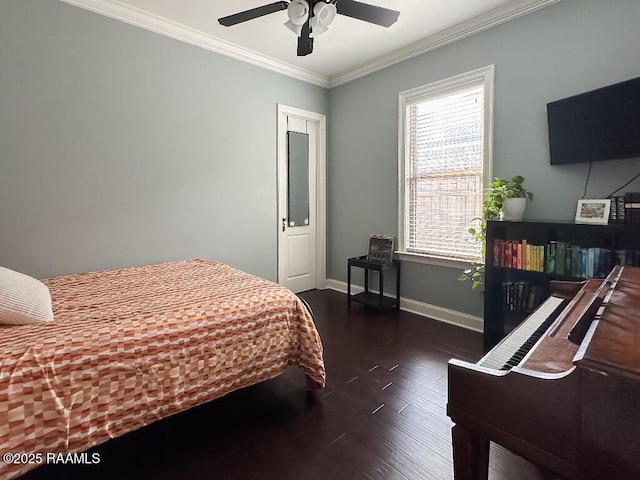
0, 259, 325, 479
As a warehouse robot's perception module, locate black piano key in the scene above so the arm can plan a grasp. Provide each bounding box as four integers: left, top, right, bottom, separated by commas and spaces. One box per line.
501, 298, 570, 370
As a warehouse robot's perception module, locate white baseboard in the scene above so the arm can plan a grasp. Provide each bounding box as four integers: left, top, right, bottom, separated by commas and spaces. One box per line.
326, 279, 483, 333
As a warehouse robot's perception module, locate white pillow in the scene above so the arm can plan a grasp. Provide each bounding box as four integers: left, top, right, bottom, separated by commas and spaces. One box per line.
0, 266, 54, 325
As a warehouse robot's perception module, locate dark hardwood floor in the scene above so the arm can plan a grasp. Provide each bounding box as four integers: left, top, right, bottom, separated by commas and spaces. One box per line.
21, 289, 561, 480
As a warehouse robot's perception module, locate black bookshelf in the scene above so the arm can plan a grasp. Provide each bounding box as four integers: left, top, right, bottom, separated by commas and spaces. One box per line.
483, 219, 640, 351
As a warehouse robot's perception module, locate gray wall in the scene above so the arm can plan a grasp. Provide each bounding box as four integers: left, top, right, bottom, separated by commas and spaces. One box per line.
328, 0, 640, 317
3, 0, 640, 319
0, 0, 328, 279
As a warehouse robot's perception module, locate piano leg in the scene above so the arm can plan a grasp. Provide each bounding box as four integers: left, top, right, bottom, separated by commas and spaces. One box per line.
452, 424, 490, 480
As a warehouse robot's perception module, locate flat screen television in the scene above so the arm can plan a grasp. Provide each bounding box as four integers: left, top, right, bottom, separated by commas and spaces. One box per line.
547, 76, 640, 165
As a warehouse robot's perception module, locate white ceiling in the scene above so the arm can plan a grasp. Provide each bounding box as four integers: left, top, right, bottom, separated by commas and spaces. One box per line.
61, 0, 560, 87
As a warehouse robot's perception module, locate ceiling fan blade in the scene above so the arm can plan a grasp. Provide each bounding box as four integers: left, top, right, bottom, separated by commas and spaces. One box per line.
335, 0, 399, 27
297, 18, 314, 56
218, 1, 289, 27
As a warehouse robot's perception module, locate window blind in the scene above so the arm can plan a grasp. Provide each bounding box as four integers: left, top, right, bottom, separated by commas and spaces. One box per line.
405, 82, 484, 261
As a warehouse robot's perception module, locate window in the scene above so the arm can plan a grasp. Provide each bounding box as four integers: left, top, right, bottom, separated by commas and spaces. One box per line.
398, 65, 494, 266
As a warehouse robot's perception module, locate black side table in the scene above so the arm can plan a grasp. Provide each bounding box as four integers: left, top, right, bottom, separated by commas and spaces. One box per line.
347, 255, 401, 310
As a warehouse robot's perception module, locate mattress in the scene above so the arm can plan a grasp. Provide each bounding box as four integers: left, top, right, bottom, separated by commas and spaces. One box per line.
0, 259, 325, 479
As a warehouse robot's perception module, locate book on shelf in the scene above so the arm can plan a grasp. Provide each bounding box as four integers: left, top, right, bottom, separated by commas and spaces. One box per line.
616, 250, 627, 266
622, 250, 637, 266
564, 244, 573, 275
545, 241, 556, 274
501, 280, 542, 313
610, 195, 627, 224
609, 197, 617, 223
625, 192, 640, 224
571, 246, 582, 277
492, 239, 501, 266
491, 238, 640, 278
535, 245, 545, 272
555, 241, 568, 275
617, 195, 626, 223
597, 249, 612, 278
587, 248, 597, 278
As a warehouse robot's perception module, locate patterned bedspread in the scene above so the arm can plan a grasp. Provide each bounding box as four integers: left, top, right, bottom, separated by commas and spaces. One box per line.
0, 259, 325, 479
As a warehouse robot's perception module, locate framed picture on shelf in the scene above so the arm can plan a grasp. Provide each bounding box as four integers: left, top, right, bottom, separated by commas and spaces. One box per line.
575, 199, 611, 224
367, 234, 395, 263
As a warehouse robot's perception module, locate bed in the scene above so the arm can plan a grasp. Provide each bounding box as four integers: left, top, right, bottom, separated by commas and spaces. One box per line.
0, 259, 325, 479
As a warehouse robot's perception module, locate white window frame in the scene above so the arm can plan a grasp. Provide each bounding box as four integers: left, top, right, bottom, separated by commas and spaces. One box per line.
397, 65, 495, 268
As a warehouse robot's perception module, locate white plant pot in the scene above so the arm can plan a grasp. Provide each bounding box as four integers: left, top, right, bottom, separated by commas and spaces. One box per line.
500, 197, 527, 220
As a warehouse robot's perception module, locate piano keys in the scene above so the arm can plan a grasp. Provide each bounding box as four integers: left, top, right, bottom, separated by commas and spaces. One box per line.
478, 295, 569, 370
447, 265, 640, 480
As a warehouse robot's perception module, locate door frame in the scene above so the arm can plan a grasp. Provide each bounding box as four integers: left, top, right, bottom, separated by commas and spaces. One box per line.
277, 104, 327, 290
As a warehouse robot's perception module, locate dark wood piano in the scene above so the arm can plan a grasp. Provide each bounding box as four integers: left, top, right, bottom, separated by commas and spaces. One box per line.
447, 265, 640, 480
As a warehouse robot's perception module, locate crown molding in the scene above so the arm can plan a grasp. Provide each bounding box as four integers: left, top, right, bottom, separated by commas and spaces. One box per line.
329, 0, 561, 87
59, 0, 331, 88
60, 0, 559, 90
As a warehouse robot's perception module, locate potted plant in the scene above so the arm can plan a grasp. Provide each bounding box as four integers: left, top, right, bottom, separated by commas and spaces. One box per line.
494, 176, 534, 220
459, 175, 534, 288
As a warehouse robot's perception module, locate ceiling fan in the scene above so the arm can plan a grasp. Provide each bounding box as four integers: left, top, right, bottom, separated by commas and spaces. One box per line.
218, 1, 400, 56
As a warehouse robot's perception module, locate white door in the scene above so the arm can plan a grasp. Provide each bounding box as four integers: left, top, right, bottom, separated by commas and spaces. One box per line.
277, 105, 326, 293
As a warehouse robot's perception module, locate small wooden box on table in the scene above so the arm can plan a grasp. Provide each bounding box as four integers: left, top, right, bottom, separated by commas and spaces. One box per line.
347, 255, 400, 310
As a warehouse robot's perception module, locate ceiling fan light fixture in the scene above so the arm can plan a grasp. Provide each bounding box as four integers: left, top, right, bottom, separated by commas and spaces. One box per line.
309, 23, 327, 37
310, 2, 336, 37
285, 0, 310, 30
284, 20, 303, 35
219, 0, 400, 56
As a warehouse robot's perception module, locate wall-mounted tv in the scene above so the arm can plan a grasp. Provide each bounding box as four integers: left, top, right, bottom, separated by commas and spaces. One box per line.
547, 76, 640, 165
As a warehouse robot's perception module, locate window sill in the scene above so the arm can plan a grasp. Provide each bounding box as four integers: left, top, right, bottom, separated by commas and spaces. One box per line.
397, 251, 479, 269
